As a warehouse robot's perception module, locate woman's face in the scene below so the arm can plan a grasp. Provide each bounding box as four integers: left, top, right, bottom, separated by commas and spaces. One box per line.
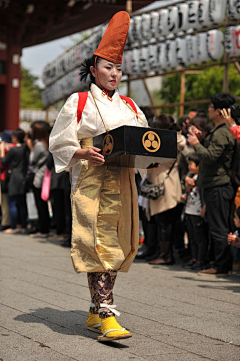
90, 58, 122, 92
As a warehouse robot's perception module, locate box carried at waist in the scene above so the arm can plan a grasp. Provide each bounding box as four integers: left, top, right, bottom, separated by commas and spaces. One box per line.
93, 126, 177, 168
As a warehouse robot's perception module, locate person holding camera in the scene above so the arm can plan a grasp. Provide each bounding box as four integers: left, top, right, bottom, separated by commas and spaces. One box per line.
188, 93, 236, 276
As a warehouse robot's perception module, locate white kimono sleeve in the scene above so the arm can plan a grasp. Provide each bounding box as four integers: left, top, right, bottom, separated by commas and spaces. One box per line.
49, 93, 81, 173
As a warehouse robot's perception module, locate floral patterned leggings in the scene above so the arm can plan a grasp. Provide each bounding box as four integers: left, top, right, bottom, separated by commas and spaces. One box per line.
87, 272, 117, 319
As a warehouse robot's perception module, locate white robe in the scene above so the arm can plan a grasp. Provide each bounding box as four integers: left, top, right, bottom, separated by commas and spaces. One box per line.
49, 83, 148, 273
49, 83, 148, 191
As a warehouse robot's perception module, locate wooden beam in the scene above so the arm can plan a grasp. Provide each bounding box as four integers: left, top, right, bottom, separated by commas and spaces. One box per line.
234, 61, 240, 73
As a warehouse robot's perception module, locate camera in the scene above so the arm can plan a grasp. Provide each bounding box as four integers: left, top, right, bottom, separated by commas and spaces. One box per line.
229, 103, 240, 124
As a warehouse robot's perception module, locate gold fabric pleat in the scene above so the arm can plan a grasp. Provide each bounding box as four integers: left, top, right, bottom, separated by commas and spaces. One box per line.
70, 139, 139, 273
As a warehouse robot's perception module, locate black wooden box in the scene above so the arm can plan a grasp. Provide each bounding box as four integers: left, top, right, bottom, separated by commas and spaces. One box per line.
93, 126, 177, 168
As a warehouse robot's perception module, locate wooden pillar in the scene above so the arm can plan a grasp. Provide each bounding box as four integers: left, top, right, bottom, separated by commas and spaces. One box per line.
179, 72, 185, 118
223, 52, 229, 92
126, 0, 132, 13
4, 43, 21, 130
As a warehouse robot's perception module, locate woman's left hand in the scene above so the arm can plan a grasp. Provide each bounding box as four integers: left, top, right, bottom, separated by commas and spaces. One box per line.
221, 108, 236, 129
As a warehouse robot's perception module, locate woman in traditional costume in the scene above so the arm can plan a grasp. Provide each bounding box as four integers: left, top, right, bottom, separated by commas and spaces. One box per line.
49, 11, 148, 342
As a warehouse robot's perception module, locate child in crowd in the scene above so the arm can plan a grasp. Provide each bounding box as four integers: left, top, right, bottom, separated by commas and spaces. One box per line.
182, 153, 209, 270
228, 207, 240, 269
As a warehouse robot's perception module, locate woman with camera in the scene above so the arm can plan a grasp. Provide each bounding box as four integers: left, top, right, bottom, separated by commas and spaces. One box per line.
146, 114, 186, 266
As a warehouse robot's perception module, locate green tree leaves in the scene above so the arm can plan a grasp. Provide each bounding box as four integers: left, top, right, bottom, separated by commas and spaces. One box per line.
20, 67, 43, 109
156, 64, 240, 116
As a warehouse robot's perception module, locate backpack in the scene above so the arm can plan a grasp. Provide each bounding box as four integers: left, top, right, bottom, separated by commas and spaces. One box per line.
76, 92, 138, 123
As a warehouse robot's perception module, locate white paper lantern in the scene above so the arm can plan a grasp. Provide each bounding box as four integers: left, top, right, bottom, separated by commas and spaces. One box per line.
198, 0, 211, 27
148, 45, 157, 71
225, 26, 240, 57
155, 43, 167, 71
197, 32, 211, 63
227, 0, 240, 20
150, 11, 159, 38
156, 9, 169, 37
176, 38, 188, 66
141, 14, 152, 40
124, 51, 132, 75
131, 48, 140, 74
139, 47, 149, 73
207, 29, 224, 60
166, 40, 178, 68
129, 16, 142, 43
188, 1, 200, 29
209, 0, 227, 23
167, 6, 179, 34
177, 3, 190, 31
186, 35, 198, 65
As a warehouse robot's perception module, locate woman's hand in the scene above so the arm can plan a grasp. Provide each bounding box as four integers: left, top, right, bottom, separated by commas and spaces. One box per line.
188, 127, 200, 146
228, 233, 240, 248
221, 108, 236, 129
185, 176, 195, 192
200, 204, 206, 219
84, 147, 105, 166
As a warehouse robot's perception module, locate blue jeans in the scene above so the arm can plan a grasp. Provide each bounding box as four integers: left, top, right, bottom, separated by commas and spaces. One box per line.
8, 194, 27, 229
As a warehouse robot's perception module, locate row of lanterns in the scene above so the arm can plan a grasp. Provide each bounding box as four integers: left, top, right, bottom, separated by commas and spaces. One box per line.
42, 0, 240, 87
127, 0, 240, 42
123, 27, 240, 75
42, 25, 240, 107
42, 68, 86, 108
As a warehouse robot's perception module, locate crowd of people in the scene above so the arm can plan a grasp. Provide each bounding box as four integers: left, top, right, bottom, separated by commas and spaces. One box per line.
0, 121, 72, 247
137, 92, 240, 277
0, 92, 240, 276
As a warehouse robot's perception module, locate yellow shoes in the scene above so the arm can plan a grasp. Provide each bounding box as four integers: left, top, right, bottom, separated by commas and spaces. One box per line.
86, 312, 102, 334
98, 316, 132, 342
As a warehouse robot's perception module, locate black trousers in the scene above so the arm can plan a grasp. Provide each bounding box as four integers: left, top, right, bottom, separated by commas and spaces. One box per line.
155, 206, 178, 261
52, 188, 72, 235
33, 186, 50, 234
204, 183, 234, 273
185, 214, 209, 264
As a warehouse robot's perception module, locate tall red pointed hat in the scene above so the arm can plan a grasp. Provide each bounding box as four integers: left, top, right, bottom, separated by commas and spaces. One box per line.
94, 11, 130, 64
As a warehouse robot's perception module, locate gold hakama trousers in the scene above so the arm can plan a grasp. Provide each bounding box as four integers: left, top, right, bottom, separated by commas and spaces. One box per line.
71, 157, 139, 273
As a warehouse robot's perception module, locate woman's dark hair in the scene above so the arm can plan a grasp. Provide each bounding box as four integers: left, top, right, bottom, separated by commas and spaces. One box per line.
210, 93, 235, 110
154, 114, 180, 131
79, 55, 101, 84
188, 152, 200, 166
12, 128, 25, 144
191, 116, 208, 132
32, 122, 49, 146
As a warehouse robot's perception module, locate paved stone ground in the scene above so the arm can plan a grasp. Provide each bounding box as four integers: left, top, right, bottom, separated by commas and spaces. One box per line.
0, 233, 240, 361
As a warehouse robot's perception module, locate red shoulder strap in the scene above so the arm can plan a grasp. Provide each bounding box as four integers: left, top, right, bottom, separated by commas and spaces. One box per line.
120, 95, 138, 117
77, 92, 88, 123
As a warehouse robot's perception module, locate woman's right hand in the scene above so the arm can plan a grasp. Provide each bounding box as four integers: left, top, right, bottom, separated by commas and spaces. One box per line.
85, 147, 105, 166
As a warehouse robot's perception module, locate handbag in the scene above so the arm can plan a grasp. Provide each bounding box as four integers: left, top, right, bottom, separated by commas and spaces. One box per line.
139, 160, 177, 200
41, 168, 51, 201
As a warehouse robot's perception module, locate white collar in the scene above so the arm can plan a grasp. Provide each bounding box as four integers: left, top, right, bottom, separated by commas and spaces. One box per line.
90, 83, 120, 105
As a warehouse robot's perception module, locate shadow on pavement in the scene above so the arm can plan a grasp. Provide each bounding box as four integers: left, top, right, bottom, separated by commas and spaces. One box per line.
13, 308, 129, 348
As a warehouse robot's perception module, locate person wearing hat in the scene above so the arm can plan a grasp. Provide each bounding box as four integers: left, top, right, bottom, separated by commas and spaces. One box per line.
49, 11, 148, 342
